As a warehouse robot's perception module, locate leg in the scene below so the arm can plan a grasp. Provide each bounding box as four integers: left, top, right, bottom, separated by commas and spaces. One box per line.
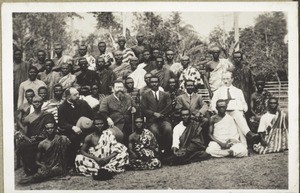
149, 123, 160, 142
230, 143, 248, 158
160, 121, 173, 152
205, 141, 231, 158
75, 154, 100, 176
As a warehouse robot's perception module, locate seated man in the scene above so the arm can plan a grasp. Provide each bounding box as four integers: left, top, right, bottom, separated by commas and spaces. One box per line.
253, 97, 288, 154
206, 100, 248, 158
165, 109, 210, 165
75, 114, 129, 180
19, 115, 70, 184
127, 117, 161, 170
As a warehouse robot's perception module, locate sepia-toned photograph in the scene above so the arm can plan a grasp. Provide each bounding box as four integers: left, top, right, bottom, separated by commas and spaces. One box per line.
2, 2, 298, 192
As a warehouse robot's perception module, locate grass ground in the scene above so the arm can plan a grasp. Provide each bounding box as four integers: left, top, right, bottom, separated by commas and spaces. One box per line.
15, 151, 288, 190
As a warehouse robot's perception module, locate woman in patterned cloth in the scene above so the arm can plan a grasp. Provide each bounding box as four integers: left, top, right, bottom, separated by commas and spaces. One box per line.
127, 117, 161, 170
75, 114, 129, 180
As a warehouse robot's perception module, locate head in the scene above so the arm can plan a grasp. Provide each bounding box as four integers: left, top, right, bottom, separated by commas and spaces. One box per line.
129, 57, 139, 70
155, 56, 164, 70
32, 96, 43, 111
45, 59, 54, 73
134, 117, 145, 132
166, 50, 174, 61
216, 99, 227, 116
113, 80, 125, 99
114, 50, 123, 64
61, 62, 71, 76
14, 49, 23, 62
233, 51, 243, 65
79, 86, 90, 96
150, 76, 159, 92
181, 56, 190, 69
210, 47, 220, 60
180, 109, 191, 125
53, 84, 63, 100
91, 84, 99, 96
117, 36, 126, 48
38, 86, 48, 101
136, 33, 144, 44
143, 50, 151, 62
78, 45, 87, 56
54, 43, 63, 56
185, 80, 195, 94
144, 73, 152, 86
152, 49, 160, 59
98, 41, 106, 53
222, 71, 233, 87
268, 97, 279, 112
65, 87, 80, 103
94, 114, 109, 133
255, 80, 266, 92
28, 66, 38, 81
44, 115, 56, 137
25, 89, 35, 104
168, 78, 177, 91
96, 56, 106, 71
78, 57, 89, 71
37, 50, 46, 62
125, 77, 134, 91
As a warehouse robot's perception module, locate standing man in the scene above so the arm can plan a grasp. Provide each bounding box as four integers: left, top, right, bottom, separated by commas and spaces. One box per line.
109, 50, 131, 80
115, 36, 136, 64
141, 76, 172, 155
32, 50, 47, 72
99, 80, 135, 144
74, 44, 96, 71
51, 43, 72, 71
210, 71, 260, 145
131, 33, 149, 63
97, 41, 114, 68
17, 66, 47, 109
151, 56, 176, 90
76, 57, 98, 88
57, 87, 94, 170
39, 59, 60, 97
165, 50, 182, 77
95, 56, 116, 95
58, 62, 78, 90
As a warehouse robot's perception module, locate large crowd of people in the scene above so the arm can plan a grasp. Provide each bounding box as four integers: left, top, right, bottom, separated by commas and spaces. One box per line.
14, 34, 288, 184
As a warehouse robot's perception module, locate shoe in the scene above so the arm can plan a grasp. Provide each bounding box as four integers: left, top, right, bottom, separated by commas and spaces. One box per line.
246, 131, 260, 144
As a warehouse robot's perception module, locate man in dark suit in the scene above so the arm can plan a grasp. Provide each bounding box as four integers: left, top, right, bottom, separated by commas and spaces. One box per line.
141, 76, 172, 155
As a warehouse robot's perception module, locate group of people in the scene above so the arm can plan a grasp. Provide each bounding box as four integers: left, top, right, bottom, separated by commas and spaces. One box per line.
14, 33, 288, 184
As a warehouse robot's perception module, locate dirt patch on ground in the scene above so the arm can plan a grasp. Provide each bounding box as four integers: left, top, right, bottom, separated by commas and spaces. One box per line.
15, 151, 288, 190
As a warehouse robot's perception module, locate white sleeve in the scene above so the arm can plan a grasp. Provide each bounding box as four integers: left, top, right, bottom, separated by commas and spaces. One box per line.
257, 115, 268, 133
210, 89, 219, 113
239, 89, 248, 112
172, 126, 180, 149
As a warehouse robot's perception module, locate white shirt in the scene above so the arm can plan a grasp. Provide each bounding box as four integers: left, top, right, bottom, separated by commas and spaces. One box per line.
172, 121, 186, 149
210, 85, 248, 112
151, 90, 159, 101
257, 112, 278, 133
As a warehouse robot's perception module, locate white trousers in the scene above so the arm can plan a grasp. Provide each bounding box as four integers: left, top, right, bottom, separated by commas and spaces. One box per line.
227, 110, 250, 145
206, 141, 248, 158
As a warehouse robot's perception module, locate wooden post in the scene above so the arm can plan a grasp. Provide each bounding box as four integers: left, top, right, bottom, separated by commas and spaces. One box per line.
234, 12, 240, 51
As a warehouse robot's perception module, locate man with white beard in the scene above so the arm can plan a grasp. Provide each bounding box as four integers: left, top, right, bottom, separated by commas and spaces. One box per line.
99, 80, 136, 145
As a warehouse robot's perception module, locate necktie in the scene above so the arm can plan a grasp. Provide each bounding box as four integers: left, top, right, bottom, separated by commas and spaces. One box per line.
190, 94, 192, 101
227, 88, 232, 100
155, 92, 159, 103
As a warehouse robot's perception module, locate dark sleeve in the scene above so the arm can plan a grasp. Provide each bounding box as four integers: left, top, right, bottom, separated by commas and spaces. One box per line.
99, 96, 109, 119
141, 93, 155, 117
83, 100, 95, 120
160, 92, 172, 115
57, 105, 74, 133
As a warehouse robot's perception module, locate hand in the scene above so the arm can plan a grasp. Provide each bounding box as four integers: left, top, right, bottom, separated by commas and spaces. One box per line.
96, 158, 108, 166
174, 150, 186, 157
107, 117, 114, 128
130, 107, 136, 114
72, 126, 82, 135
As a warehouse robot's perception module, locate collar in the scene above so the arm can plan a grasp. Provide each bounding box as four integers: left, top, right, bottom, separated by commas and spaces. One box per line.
113, 93, 120, 101
66, 99, 75, 108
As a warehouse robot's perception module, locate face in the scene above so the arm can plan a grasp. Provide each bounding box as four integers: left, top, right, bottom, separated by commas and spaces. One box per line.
79, 59, 88, 71
256, 81, 265, 92
61, 64, 70, 76
32, 97, 43, 109
211, 51, 220, 60
98, 42, 106, 52
45, 61, 53, 72
153, 50, 160, 58
54, 86, 63, 99
38, 88, 48, 101
216, 101, 227, 115
28, 68, 38, 81
25, 91, 35, 104
143, 51, 150, 61
222, 73, 233, 87
168, 78, 176, 90
181, 110, 190, 123
37, 51, 46, 62
268, 99, 278, 111
94, 119, 105, 132
125, 78, 134, 90
135, 118, 144, 130
114, 52, 123, 63
150, 77, 159, 91
113, 82, 125, 94
185, 81, 195, 94
14, 51, 22, 61
45, 123, 55, 135
96, 58, 106, 70
145, 74, 152, 84
91, 85, 99, 95
54, 45, 63, 55
233, 53, 242, 64
69, 88, 79, 102
78, 46, 87, 56
181, 59, 189, 69
136, 34, 144, 43
80, 87, 90, 96
118, 39, 126, 47
166, 51, 174, 60
156, 58, 164, 69
130, 59, 139, 70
